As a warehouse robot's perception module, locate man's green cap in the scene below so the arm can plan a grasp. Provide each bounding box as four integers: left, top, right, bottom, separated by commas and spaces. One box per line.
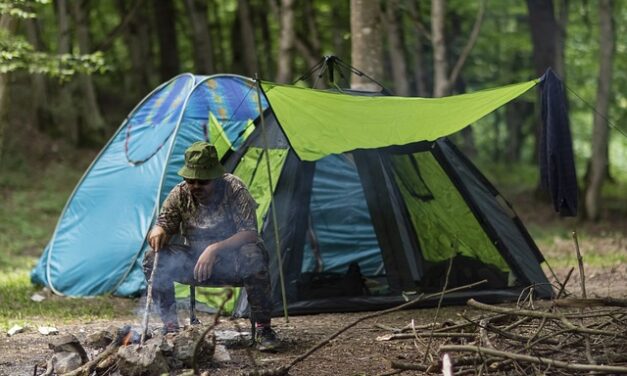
177, 141, 225, 180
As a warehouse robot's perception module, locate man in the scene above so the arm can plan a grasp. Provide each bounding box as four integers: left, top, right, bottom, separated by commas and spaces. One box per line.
143, 141, 278, 351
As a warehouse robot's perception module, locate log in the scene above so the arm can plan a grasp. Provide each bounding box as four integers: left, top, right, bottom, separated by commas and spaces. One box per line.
555, 297, 627, 308
440, 345, 627, 374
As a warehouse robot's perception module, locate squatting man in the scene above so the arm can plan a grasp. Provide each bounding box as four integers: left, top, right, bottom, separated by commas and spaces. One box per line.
143, 141, 279, 351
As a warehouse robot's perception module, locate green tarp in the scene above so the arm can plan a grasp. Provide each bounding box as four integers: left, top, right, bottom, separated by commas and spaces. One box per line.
261, 80, 538, 161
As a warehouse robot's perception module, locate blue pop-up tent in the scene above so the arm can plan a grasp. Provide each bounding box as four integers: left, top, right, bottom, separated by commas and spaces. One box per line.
31, 74, 267, 297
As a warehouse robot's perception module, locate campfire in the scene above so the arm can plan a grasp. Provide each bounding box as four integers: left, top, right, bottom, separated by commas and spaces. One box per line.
39, 323, 228, 376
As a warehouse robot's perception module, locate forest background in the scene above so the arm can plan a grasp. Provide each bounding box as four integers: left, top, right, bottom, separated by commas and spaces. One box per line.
0, 0, 625, 329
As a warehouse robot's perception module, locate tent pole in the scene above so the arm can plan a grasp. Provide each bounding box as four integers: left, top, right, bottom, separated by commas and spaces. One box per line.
255, 76, 289, 323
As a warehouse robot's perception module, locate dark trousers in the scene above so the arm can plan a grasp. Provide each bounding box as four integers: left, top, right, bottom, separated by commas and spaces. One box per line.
143, 241, 273, 325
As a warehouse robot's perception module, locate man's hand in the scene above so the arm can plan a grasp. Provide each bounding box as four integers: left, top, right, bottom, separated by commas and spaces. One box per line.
148, 226, 167, 252
194, 244, 219, 282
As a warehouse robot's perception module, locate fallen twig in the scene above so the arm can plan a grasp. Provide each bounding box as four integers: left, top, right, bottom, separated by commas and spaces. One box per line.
378, 332, 476, 340
440, 345, 627, 374
422, 257, 453, 363
555, 297, 627, 308
467, 299, 625, 338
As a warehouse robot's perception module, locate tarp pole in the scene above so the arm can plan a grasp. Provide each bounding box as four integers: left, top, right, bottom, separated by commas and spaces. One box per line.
255, 77, 289, 323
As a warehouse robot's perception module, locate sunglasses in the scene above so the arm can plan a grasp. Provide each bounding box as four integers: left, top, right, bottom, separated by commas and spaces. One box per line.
184, 178, 212, 186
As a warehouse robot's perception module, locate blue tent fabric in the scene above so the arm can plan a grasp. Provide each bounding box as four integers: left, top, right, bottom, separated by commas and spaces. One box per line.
31, 74, 266, 297
301, 155, 383, 275
539, 69, 578, 217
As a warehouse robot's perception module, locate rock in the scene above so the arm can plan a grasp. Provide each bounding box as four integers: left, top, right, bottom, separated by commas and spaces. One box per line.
30, 293, 46, 302
170, 326, 215, 369
117, 337, 169, 376
7, 325, 24, 337
48, 334, 89, 363
215, 329, 251, 347
38, 326, 59, 335
51, 351, 82, 374
86, 327, 117, 349
213, 344, 231, 363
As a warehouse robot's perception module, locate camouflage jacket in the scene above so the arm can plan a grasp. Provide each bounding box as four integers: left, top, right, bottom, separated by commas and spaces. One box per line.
156, 174, 258, 244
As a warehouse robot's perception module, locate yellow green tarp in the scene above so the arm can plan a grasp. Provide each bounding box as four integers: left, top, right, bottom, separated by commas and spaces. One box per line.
261, 80, 538, 161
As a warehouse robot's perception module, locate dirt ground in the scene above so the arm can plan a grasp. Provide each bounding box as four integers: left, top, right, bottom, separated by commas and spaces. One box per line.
1, 265, 625, 376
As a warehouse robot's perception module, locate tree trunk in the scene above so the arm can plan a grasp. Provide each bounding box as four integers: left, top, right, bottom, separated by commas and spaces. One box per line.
331, 4, 347, 59
276, 0, 295, 83
72, 0, 106, 145
408, 0, 428, 97
184, 0, 215, 74
526, 0, 558, 76
154, 0, 180, 81
24, 18, 50, 132
431, 0, 449, 97
350, 0, 383, 91
584, 0, 614, 221
554, 0, 569, 79
526, 0, 558, 164
0, 14, 17, 168
236, 0, 258, 77
207, 0, 225, 72
294, 0, 322, 75
256, 3, 274, 79
384, 0, 410, 96
54, 0, 78, 144
431, 0, 484, 98
116, 0, 152, 96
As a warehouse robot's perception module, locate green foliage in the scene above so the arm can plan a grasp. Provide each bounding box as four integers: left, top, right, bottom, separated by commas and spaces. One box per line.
0, 0, 48, 19
0, 0, 109, 80
0, 29, 109, 79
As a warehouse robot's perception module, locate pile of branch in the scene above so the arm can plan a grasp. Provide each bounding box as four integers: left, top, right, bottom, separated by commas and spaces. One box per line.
377, 297, 627, 375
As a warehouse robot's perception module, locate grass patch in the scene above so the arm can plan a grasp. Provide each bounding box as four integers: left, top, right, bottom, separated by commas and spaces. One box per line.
0, 155, 135, 331
0, 269, 131, 331
543, 250, 627, 268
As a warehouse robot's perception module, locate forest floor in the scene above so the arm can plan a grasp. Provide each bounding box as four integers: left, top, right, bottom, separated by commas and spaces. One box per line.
1, 263, 625, 376
1, 214, 625, 376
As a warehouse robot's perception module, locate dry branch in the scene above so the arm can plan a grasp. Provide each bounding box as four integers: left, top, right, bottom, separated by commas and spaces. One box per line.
555, 297, 627, 308
467, 299, 625, 338
378, 332, 476, 340
440, 345, 627, 374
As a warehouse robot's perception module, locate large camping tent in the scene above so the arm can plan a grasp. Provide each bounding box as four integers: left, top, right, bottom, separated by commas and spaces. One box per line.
32, 72, 561, 316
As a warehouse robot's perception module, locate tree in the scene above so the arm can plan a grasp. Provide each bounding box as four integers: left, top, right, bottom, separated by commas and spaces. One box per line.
53, 0, 78, 143
115, 0, 153, 96
184, 0, 214, 75
276, 0, 295, 83
431, 0, 485, 98
71, 0, 106, 144
584, 0, 615, 220
384, 0, 410, 96
153, 0, 180, 82
231, 0, 258, 77
350, 0, 383, 91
